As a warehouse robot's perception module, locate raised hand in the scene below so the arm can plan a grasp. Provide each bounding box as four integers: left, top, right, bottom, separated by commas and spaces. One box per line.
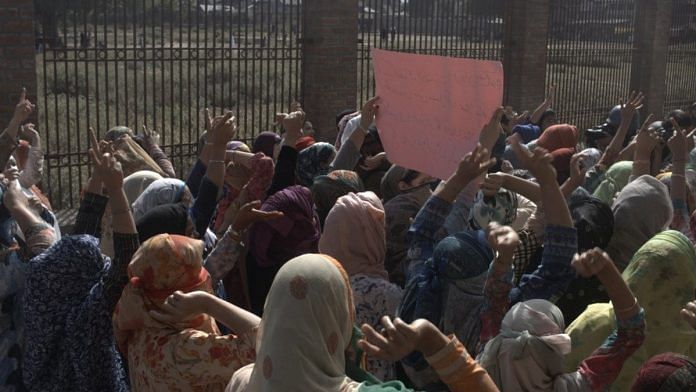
149, 290, 210, 324
210, 111, 237, 145
481, 172, 505, 197
203, 108, 213, 132
619, 91, 644, 124
487, 222, 520, 262
142, 124, 161, 146
668, 119, 688, 162
511, 140, 556, 183
452, 143, 497, 184
680, 299, 696, 330
634, 114, 660, 156
360, 96, 380, 130
359, 152, 387, 171
571, 248, 612, 278
545, 84, 556, 107
569, 153, 588, 186
89, 147, 123, 193
479, 107, 504, 150
509, 110, 530, 130
231, 201, 284, 233
12, 88, 35, 124
359, 316, 437, 361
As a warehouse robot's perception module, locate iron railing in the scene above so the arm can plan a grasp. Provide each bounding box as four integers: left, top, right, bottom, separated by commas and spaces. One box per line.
665, 0, 696, 113
36, 0, 303, 210
546, 0, 637, 132
357, 0, 504, 107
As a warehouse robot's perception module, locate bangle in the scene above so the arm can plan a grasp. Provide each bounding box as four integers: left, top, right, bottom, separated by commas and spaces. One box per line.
208, 159, 225, 165
613, 297, 638, 315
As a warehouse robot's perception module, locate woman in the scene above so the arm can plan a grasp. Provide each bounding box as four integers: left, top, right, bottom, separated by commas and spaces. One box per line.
227, 254, 497, 391
123, 170, 164, 204
319, 192, 403, 381
605, 175, 673, 271
113, 233, 260, 392
632, 353, 696, 391
296, 142, 337, 187
535, 124, 578, 152
565, 230, 696, 391
246, 185, 321, 314
131, 178, 192, 221
311, 170, 364, 229
592, 161, 633, 205
252, 131, 281, 161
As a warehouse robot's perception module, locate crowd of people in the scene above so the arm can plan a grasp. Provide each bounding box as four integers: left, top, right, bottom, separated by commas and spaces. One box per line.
1, 85, 696, 392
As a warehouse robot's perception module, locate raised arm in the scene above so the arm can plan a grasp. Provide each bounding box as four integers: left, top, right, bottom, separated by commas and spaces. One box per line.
359, 317, 499, 392
530, 84, 554, 125
331, 96, 379, 171
0, 88, 34, 169
632, 114, 660, 179
140, 124, 176, 178
3, 180, 56, 257
18, 123, 44, 189
73, 128, 110, 236
667, 120, 692, 240
573, 249, 645, 392
605, 92, 644, 156
267, 111, 304, 195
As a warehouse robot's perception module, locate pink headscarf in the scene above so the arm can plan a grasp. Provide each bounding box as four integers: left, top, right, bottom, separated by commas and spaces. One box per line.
319, 191, 388, 280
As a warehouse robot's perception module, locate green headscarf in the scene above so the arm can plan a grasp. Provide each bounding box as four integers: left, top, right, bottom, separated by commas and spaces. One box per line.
592, 161, 633, 205
565, 230, 696, 391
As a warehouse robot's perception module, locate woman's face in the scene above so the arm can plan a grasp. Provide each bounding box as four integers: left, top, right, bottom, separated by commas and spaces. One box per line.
398, 172, 435, 191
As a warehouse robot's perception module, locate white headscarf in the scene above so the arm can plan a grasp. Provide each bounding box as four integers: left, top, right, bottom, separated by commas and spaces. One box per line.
478, 299, 577, 392
131, 178, 187, 221
228, 254, 355, 392
122, 170, 163, 204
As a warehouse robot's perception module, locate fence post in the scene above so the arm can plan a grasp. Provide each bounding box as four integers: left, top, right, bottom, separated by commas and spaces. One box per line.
502, 0, 550, 112
302, 0, 358, 142
0, 0, 37, 125
630, 0, 673, 118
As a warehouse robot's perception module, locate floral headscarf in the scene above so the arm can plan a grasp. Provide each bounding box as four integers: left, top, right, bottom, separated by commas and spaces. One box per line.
297, 142, 337, 187
468, 188, 519, 230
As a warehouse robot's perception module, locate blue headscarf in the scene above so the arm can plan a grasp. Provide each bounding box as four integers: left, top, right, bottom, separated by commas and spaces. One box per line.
512, 124, 542, 144
296, 142, 336, 187
23, 235, 129, 392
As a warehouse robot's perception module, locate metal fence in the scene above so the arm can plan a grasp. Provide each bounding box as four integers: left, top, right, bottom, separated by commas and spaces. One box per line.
36, 0, 303, 210
665, 0, 696, 113
546, 0, 637, 132
357, 0, 504, 107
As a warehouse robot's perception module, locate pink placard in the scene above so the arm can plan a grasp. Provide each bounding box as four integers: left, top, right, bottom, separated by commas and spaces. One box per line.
373, 49, 503, 180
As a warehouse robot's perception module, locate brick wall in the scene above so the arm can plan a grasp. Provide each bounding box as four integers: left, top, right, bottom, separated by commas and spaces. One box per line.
301, 0, 358, 142
502, 0, 550, 112
0, 0, 37, 125
630, 0, 673, 118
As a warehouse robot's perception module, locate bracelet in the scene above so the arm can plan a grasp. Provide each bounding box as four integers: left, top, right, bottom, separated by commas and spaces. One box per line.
613, 297, 638, 314
208, 159, 226, 165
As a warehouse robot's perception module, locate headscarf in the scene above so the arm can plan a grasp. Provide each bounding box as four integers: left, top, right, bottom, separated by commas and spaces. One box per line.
555, 190, 614, 323
311, 170, 365, 229
536, 124, 578, 152
113, 234, 242, 391
111, 134, 166, 177
513, 124, 542, 144
565, 231, 696, 391
123, 170, 164, 204
380, 165, 409, 204
296, 136, 316, 151
592, 161, 633, 205
632, 353, 696, 392
136, 203, 189, 243
248, 186, 321, 268
384, 185, 431, 286
468, 188, 518, 230
578, 148, 602, 170
131, 178, 189, 221
23, 236, 129, 391
605, 175, 673, 271
478, 300, 573, 392
319, 192, 388, 280
104, 125, 134, 141
227, 140, 251, 153
551, 147, 575, 184
231, 254, 355, 391
252, 131, 281, 158
297, 142, 337, 187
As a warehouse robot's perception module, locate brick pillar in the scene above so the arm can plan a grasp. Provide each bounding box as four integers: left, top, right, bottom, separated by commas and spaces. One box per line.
630, 0, 672, 118
302, 0, 358, 142
0, 0, 37, 124
502, 0, 550, 111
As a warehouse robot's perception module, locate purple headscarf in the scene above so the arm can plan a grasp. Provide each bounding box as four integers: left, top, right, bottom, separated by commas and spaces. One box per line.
248, 186, 321, 268
252, 132, 281, 158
